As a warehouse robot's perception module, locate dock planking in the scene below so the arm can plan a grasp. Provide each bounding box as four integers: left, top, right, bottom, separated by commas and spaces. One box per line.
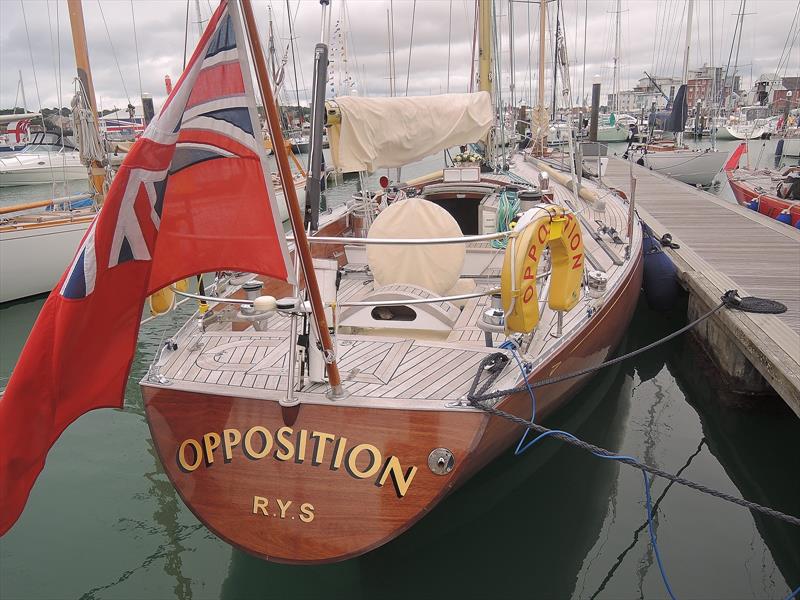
602, 157, 800, 415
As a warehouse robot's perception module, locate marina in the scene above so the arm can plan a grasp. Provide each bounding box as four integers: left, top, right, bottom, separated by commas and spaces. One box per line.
1, 0, 799, 598
602, 155, 800, 414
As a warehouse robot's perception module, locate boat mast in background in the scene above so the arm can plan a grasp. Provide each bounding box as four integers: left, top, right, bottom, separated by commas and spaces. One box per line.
612, 0, 621, 114
551, 0, 560, 121
537, 0, 547, 153
16, 70, 29, 113
676, 0, 694, 147
241, 0, 344, 398
66, 0, 105, 205
478, 0, 493, 153
194, 0, 204, 37
478, 0, 492, 94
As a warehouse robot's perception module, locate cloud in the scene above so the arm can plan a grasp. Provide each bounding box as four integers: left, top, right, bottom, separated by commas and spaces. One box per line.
1, 0, 796, 114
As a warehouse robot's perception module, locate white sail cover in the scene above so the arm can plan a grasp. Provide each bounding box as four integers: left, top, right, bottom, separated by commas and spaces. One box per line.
328, 91, 493, 173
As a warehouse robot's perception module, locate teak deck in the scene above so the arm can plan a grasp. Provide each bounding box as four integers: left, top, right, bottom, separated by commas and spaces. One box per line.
603, 157, 800, 415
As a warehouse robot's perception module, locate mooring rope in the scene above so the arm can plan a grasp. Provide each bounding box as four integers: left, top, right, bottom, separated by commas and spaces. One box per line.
466, 290, 799, 528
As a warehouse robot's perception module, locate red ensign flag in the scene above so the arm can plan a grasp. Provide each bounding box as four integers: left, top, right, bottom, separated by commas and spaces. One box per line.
0, 0, 293, 534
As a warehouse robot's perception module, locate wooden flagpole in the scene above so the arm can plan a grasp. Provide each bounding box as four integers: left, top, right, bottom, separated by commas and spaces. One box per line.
240, 0, 344, 397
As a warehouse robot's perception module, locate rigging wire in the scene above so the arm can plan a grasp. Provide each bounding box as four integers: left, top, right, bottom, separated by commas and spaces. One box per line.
342, 1, 365, 95
19, 0, 58, 194
130, 1, 144, 102
46, 0, 68, 192
96, 0, 131, 106
581, 0, 587, 107
183, 0, 190, 70
285, 0, 303, 121
447, 0, 453, 94
404, 0, 417, 96
765, 1, 800, 100
527, 0, 533, 105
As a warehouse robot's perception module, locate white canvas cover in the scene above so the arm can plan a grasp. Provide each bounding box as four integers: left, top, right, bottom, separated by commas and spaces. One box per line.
328, 92, 493, 173
367, 198, 465, 296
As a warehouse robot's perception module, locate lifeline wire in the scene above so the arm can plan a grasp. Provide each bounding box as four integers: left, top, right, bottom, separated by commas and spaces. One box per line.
471, 298, 728, 403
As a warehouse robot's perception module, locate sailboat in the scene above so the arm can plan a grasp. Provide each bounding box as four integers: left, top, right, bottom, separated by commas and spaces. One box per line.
625, 0, 729, 187
0, 141, 86, 187
724, 144, 800, 227
134, 0, 643, 564
0, 1, 104, 303
0, 0, 642, 565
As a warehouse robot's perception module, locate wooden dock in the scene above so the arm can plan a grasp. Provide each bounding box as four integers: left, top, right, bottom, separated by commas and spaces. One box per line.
602, 157, 800, 416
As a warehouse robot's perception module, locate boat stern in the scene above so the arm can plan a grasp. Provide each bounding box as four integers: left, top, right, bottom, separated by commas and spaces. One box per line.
142, 385, 486, 563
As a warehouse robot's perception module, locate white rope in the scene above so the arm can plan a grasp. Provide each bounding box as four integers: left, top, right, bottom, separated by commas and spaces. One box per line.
71, 79, 109, 195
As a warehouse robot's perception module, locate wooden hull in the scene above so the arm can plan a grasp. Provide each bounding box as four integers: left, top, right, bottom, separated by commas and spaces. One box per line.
727, 172, 800, 227
141, 247, 643, 564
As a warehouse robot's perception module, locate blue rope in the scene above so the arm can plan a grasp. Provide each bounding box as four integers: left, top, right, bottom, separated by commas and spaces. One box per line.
505, 348, 678, 599
785, 585, 800, 600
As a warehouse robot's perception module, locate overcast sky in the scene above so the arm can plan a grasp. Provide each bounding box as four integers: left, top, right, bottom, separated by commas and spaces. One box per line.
1, 0, 798, 115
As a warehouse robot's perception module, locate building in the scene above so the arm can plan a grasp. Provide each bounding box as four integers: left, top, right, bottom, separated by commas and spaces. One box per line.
606, 75, 682, 114
687, 65, 741, 109
772, 76, 800, 112
745, 73, 784, 107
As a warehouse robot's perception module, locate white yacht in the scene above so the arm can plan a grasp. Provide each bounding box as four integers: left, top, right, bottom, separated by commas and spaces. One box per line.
0, 144, 86, 187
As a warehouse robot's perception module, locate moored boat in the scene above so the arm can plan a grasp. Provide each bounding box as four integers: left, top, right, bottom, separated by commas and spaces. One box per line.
138, 0, 643, 564
0, 143, 86, 187
0, 197, 96, 303
631, 142, 730, 186
724, 143, 800, 227
0, 0, 642, 566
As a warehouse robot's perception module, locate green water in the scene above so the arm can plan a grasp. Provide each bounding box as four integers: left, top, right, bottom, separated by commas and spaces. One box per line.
1, 148, 799, 599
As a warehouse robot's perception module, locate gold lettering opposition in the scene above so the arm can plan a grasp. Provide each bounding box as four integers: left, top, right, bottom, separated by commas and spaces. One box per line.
177, 426, 418, 496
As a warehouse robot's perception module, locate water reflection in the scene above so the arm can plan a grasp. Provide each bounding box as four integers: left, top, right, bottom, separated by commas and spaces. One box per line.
674, 339, 800, 591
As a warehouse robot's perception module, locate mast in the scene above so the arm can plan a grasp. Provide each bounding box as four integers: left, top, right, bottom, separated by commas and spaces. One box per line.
194, 0, 204, 37
680, 0, 694, 86
241, 0, 344, 398
537, 0, 547, 152
508, 0, 515, 109
66, 0, 105, 204
551, 0, 559, 121
677, 0, 694, 146
285, 0, 304, 127
386, 9, 395, 96
18, 71, 28, 112
612, 0, 620, 113
478, 0, 492, 94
